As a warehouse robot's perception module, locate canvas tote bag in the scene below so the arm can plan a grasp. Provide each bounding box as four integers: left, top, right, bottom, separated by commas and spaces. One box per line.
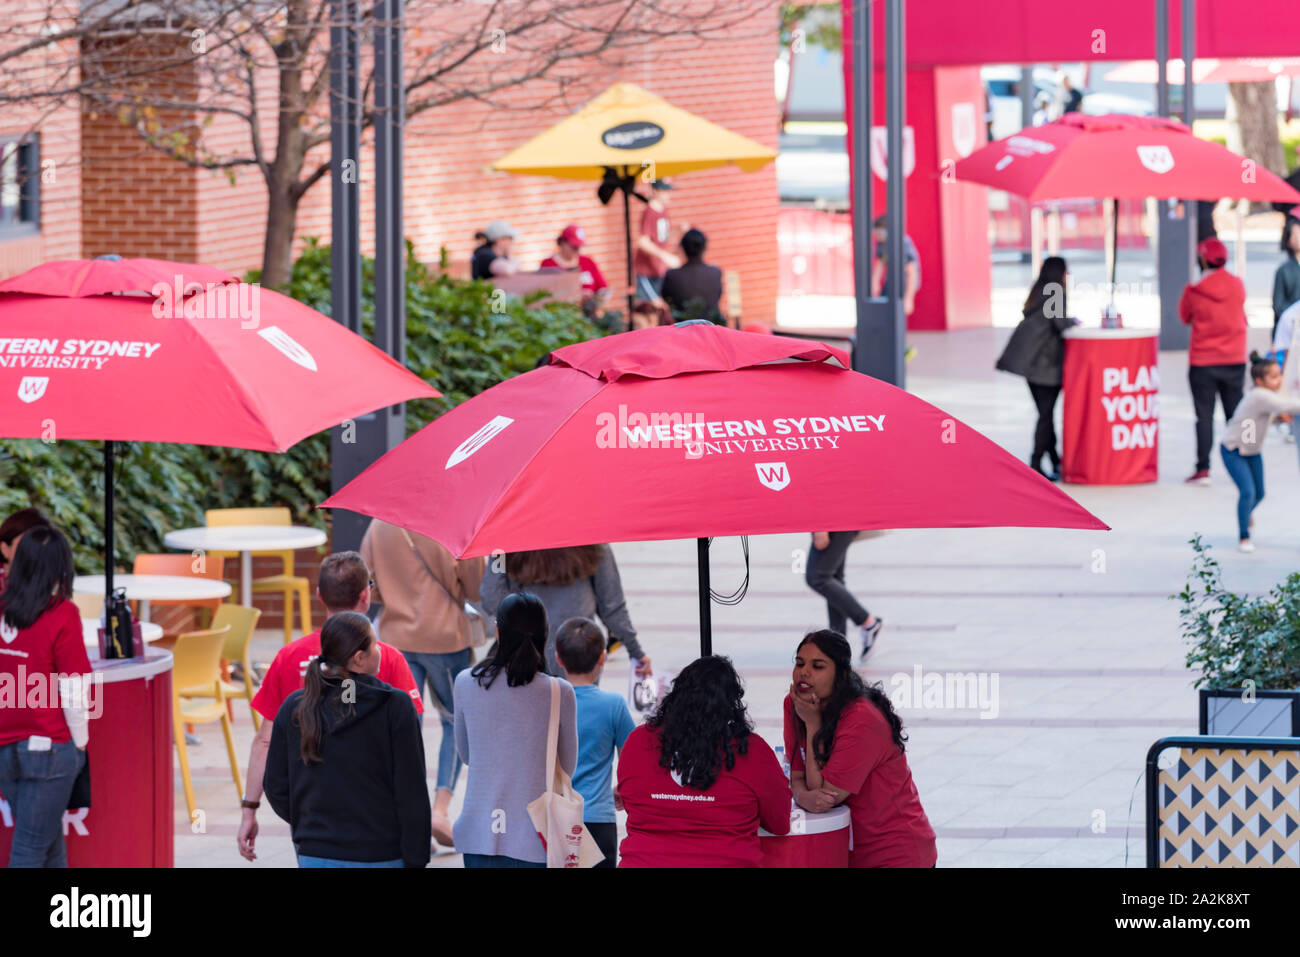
526, 676, 605, 868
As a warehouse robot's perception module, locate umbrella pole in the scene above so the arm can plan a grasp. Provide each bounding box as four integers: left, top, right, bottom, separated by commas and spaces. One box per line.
623, 181, 634, 332
697, 537, 712, 657
1110, 198, 1119, 309
104, 440, 114, 604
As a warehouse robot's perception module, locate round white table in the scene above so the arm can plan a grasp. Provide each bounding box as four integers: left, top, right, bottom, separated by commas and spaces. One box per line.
73, 574, 231, 622
82, 617, 164, 647
162, 525, 326, 606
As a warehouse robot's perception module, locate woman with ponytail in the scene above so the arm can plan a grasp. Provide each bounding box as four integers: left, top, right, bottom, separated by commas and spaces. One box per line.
452, 592, 577, 867
785, 630, 936, 867
264, 612, 431, 867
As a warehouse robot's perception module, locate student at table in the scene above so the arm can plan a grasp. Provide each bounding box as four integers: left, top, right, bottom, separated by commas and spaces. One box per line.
236, 551, 423, 862
0, 526, 93, 867
265, 612, 430, 867
0, 507, 51, 593
784, 630, 937, 868
617, 655, 790, 867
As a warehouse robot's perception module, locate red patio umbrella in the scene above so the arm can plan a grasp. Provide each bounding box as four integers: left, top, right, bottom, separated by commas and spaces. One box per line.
953, 113, 1300, 205
0, 257, 440, 603
322, 323, 1107, 655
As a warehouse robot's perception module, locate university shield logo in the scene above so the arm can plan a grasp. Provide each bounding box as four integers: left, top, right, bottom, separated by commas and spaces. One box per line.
17, 376, 49, 403
755, 461, 790, 491
1137, 145, 1175, 174
0, 616, 16, 643
257, 326, 318, 371
870, 126, 916, 181
446, 415, 515, 469
951, 102, 978, 158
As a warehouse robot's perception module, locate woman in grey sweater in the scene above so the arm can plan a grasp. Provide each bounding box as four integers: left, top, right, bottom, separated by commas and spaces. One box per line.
453, 592, 576, 867
481, 544, 652, 679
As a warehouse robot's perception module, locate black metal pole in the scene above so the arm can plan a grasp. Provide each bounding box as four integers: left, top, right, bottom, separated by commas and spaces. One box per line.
697, 537, 711, 657
850, 0, 872, 373
103, 440, 114, 602
1154, 0, 1192, 351
623, 180, 634, 331
1111, 197, 1119, 293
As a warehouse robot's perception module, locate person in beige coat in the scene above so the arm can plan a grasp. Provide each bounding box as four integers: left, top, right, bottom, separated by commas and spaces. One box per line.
360, 518, 485, 849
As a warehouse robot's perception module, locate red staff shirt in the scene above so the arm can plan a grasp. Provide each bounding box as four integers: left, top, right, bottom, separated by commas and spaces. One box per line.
251, 628, 424, 722
539, 254, 608, 296
616, 724, 791, 867
0, 598, 93, 747
633, 206, 672, 278
784, 694, 936, 868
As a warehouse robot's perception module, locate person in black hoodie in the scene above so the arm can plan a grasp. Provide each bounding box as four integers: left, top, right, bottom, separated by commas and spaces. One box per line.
1273, 217, 1300, 337
996, 256, 1075, 480
265, 612, 431, 868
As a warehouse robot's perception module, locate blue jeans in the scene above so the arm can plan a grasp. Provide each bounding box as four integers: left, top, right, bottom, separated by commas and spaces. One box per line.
0, 739, 84, 868
1220, 444, 1265, 540
402, 649, 472, 792
297, 854, 404, 868
463, 853, 546, 868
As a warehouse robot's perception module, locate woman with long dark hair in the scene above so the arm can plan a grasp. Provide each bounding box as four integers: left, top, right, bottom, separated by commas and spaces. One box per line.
264, 611, 430, 867
617, 656, 790, 867
480, 544, 652, 680
453, 592, 577, 867
785, 630, 936, 867
996, 255, 1075, 480
0, 525, 92, 867
0, 507, 50, 592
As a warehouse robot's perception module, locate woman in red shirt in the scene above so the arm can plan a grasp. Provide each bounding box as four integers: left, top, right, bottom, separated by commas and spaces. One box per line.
785, 630, 937, 867
617, 655, 790, 867
0, 525, 92, 867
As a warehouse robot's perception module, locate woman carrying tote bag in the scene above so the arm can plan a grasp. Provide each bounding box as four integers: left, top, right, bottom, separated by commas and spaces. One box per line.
453, 592, 584, 867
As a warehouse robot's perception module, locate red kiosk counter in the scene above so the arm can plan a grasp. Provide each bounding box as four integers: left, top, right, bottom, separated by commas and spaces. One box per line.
1061, 327, 1159, 485
0, 649, 174, 867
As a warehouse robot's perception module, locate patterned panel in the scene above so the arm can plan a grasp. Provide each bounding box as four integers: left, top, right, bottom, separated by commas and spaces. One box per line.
1156, 748, 1300, 867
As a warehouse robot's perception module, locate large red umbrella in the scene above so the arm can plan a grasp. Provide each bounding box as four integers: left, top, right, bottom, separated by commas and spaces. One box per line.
0, 257, 439, 601
953, 113, 1300, 204
322, 323, 1106, 654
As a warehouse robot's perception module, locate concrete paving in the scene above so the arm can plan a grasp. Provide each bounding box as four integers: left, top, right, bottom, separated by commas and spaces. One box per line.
174, 260, 1295, 868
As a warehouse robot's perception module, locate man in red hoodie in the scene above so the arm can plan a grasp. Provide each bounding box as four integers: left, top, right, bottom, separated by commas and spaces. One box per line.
1180, 237, 1248, 485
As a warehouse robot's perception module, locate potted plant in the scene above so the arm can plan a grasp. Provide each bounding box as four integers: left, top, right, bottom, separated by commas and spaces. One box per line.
1174, 535, 1300, 734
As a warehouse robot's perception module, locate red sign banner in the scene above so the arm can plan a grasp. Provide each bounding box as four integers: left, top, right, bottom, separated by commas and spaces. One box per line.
1062, 332, 1159, 485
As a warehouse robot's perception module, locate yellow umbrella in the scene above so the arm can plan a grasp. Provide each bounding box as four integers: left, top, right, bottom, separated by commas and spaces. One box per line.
491, 82, 776, 324
492, 82, 777, 179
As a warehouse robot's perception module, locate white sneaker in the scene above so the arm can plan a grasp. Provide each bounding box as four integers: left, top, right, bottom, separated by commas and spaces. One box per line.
1238, 541, 1256, 553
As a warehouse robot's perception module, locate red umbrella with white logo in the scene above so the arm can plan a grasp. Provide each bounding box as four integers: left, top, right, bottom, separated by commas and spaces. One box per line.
953, 113, 1300, 294
0, 257, 439, 602
323, 322, 1106, 655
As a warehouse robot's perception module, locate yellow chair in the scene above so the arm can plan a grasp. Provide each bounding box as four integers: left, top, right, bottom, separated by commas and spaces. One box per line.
171, 625, 241, 822
72, 592, 103, 619
179, 604, 263, 728
205, 507, 313, 646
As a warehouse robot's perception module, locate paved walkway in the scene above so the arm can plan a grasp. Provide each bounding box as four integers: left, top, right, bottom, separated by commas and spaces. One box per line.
175, 306, 1290, 869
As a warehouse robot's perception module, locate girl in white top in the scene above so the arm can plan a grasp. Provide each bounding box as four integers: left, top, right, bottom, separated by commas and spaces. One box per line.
1219, 352, 1300, 552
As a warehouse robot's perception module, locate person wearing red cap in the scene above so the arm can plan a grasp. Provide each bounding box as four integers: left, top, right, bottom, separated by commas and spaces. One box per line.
1179, 237, 1248, 486
540, 224, 620, 330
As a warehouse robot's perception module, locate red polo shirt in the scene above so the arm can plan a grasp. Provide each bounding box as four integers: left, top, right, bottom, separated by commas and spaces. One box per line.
784, 694, 936, 868
617, 724, 791, 867
0, 598, 93, 747
251, 628, 424, 721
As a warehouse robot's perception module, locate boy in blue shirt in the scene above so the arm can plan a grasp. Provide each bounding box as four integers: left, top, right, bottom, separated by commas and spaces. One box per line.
554, 617, 637, 868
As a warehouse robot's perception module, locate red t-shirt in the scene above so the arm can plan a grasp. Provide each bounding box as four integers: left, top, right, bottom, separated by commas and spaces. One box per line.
633, 206, 671, 278
784, 694, 936, 868
250, 629, 424, 722
616, 724, 791, 867
539, 254, 607, 295
0, 598, 94, 747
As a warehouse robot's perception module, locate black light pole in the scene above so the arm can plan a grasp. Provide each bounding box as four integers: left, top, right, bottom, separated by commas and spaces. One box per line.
103, 441, 114, 602
697, 538, 712, 656
1155, 0, 1193, 351
851, 0, 905, 387
328, 0, 408, 553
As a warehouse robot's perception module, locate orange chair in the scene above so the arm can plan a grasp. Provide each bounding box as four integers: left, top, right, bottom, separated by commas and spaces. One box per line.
205, 508, 313, 645
132, 553, 226, 640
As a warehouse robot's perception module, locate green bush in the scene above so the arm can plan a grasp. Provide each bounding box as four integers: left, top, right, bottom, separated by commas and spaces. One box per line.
0, 239, 598, 572
1174, 535, 1300, 690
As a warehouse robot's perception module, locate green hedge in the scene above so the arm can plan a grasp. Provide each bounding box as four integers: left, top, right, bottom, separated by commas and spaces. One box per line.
0, 239, 598, 572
